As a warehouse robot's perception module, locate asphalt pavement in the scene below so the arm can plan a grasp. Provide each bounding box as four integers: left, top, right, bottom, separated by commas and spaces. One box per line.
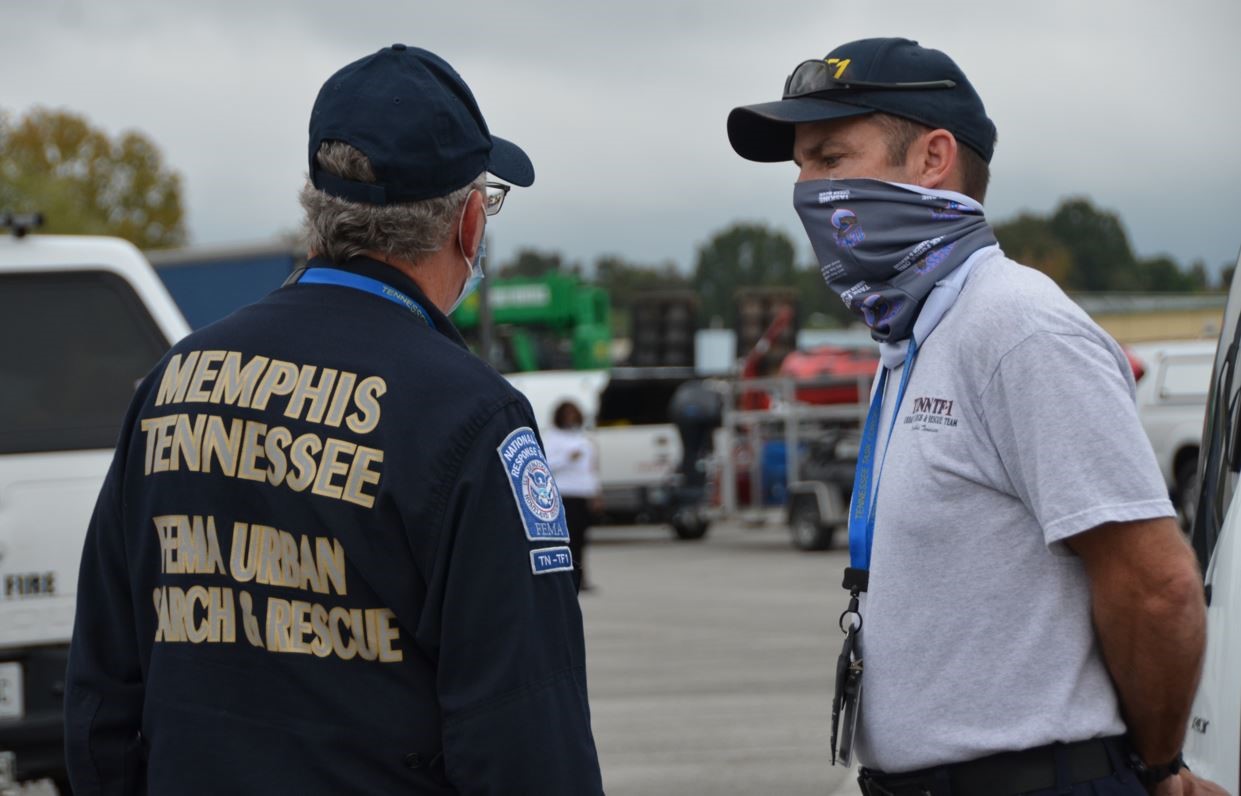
581, 520, 863, 796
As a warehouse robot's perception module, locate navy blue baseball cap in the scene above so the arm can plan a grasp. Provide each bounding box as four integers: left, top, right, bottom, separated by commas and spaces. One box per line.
728, 38, 996, 164
309, 44, 534, 205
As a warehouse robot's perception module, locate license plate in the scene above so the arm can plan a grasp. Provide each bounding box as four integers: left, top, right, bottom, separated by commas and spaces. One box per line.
0, 662, 23, 719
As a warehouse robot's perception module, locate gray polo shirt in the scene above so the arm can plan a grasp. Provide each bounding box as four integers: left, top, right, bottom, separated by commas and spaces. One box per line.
856, 248, 1174, 773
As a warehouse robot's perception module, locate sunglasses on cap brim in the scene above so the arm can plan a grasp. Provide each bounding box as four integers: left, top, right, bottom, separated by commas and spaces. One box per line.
783, 59, 956, 100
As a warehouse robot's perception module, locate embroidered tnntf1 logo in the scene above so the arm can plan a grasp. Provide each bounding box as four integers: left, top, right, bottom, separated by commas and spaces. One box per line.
904, 395, 959, 432
498, 427, 570, 542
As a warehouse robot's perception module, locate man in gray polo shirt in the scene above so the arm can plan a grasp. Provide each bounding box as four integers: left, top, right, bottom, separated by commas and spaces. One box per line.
728, 38, 1222, 795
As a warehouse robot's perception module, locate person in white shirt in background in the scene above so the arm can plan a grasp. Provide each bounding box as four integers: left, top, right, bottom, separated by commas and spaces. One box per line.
544, 401, 602, 592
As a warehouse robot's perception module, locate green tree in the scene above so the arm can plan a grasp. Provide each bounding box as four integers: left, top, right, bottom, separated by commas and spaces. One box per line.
693, 222, 798, 326
594, 255, 688, 307
495, 247, 570, 278
1134, 255, 1200, 292
0, 107, 186, 248
792, 264, 853, 328
1048, 197, 1137, 291
993, 213, 1074, 285
1185, 259, 1213, 292
593, 254, 690, 337
993, 198, 1207, 293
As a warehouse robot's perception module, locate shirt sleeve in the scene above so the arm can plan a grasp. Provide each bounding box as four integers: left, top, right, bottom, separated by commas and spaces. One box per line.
417, 400, 603, 795
980, 331, 1174, 547
64, 444, 147, 795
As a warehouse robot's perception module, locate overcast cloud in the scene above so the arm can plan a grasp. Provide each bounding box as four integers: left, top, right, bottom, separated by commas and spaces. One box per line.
5, 0, 1240, 277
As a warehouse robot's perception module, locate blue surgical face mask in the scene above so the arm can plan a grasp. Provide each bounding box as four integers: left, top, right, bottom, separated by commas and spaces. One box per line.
449, 192, 486, 315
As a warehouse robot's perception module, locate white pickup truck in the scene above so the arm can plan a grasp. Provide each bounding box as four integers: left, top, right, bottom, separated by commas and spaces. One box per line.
0, 223, 188, 787
504, 367, 687, 529
1128, 340, 1216, 529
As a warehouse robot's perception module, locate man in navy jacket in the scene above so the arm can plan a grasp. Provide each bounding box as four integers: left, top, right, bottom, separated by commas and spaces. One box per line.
65, 44, 603, 795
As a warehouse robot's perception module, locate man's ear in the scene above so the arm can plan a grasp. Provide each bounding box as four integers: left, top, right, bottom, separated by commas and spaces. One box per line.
910, 129, 959, 191
459, 189, 486, 261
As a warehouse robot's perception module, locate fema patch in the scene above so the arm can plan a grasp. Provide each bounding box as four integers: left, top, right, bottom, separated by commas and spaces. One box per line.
530, 546, 574, 575
498, 427, 570, 542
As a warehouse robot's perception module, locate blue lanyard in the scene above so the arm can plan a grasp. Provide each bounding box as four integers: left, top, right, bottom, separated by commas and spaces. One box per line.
298, 267, 435, 330
847, 340, 919, 572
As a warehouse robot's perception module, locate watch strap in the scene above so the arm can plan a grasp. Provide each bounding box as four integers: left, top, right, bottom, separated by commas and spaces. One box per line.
1128, 751, 1185, 785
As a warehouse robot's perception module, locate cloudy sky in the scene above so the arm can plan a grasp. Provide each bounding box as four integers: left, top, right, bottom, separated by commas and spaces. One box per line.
5, 0, 1240, 277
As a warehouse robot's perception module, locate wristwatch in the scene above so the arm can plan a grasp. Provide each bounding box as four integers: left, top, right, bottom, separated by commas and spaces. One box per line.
1128, 751, 1186, 786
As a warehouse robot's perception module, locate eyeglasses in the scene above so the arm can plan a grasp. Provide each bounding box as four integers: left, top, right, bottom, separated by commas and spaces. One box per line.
783, 59, 956, 100
483, 181, 511, 216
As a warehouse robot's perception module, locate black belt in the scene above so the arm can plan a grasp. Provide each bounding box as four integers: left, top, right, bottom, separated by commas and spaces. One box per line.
858, 736, 1129, 796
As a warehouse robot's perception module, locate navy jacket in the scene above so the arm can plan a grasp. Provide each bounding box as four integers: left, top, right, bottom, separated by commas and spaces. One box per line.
65, 255, 604, 795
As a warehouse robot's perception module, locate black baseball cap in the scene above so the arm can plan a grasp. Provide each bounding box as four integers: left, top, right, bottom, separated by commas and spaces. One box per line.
309, 44, 534, 205
728, 37, 996, 164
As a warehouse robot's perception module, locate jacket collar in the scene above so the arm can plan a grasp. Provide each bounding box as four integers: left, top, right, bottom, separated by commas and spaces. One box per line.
304, 254, 469, 350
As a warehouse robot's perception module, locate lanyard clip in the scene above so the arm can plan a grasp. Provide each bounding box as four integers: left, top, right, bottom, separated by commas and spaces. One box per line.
839, 567, 867, 634
842, 567, 869, 594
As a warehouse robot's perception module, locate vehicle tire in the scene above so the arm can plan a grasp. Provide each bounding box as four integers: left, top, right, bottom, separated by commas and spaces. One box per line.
789, 496, 834, 551
671, 512, 710, 541
1176, 454, 1200, 534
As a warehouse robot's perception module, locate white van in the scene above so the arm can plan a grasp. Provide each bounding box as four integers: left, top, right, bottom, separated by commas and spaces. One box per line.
1185, 250, 1241, 792
0, 227, 188, 786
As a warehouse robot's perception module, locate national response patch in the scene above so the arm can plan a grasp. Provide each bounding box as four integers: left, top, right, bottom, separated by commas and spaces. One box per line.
498, 427, 570, 542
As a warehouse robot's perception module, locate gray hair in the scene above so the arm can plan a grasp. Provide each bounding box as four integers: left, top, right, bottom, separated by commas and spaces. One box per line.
300, 141, 485, 265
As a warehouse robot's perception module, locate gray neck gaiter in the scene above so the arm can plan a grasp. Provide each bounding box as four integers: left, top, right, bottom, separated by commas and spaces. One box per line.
794, 178, 997, 342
